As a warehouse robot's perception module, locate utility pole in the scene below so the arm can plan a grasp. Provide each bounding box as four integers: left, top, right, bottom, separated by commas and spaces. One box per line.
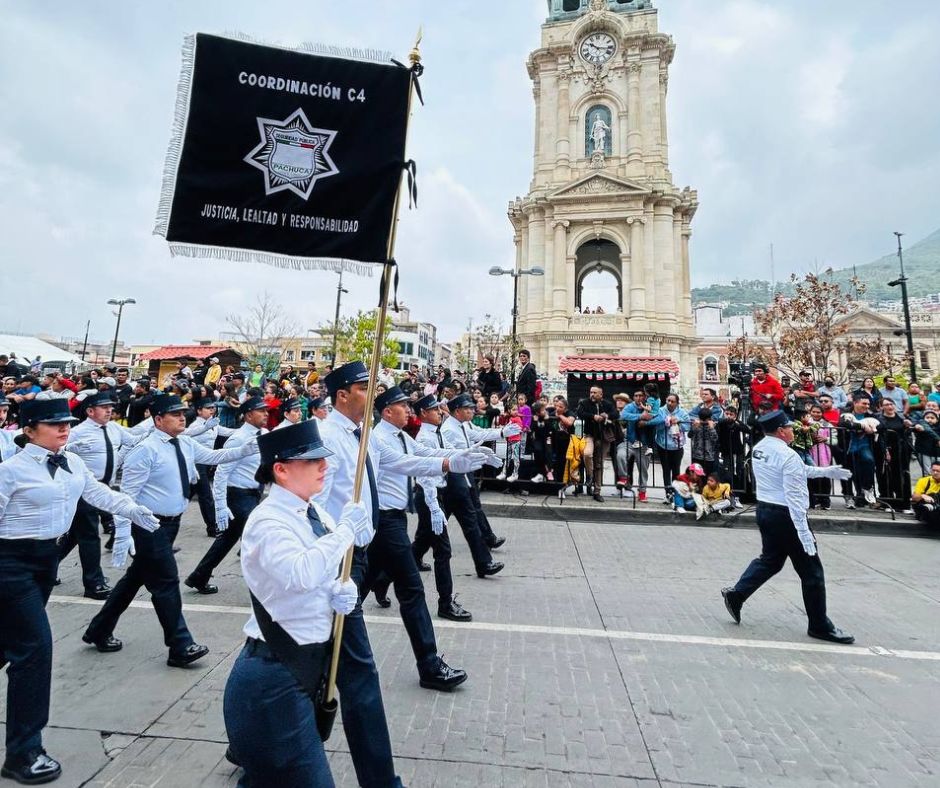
80, 320, 90, 361
769, 242, 776, 295
888, 232, 917, 383
330, 270, 348, 365
107, 298, 136, 363
466, 317, 473, 373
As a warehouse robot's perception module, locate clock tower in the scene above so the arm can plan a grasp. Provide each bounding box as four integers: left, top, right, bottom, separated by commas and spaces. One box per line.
508, 0, 699, 388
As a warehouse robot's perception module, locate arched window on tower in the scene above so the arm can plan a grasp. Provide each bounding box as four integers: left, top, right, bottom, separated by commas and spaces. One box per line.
585, 105, 613, 157
562, 0, 581, 12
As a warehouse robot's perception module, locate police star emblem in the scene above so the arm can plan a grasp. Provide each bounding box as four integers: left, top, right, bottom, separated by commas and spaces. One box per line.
244, 108, 339, 199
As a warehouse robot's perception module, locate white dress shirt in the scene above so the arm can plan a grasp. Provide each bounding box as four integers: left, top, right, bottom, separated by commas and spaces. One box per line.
313, 409, 445, 524
67, 417, 144, 484
241, 485, 351, 645
211, 424, 266, 506
416, 422, 451, 489
120, 429, 255, 518
441, 415, 500, 448
752, 435, 835, 552
371, 419, 450, 511
0, 443, 138, 539
0, 430, 17, 462
186, 415, 236, 452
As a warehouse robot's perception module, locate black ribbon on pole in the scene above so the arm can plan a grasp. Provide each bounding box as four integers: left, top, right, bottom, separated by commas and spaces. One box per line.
381, 258, 401, 313
392, 58, 424, 105
403, 160, 418, 209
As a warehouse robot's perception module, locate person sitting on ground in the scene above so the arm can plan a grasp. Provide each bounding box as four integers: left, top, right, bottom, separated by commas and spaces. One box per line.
700, 472, 733, 519
671, 463, 706, 513
911, 461, 940, 529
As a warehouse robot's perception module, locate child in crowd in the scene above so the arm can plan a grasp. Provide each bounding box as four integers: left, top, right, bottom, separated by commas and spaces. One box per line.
640, 383, 660, 455
516, 393, 532, 431
496, 402, 525, 483
671, 463, 705, 513
790, 408, 818, 465
700, 472, 732, 519
689, 408, 720, 475
529, 402, 552, 483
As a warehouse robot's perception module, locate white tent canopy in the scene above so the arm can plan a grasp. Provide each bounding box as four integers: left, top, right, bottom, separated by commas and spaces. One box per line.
0, 334, 86, 368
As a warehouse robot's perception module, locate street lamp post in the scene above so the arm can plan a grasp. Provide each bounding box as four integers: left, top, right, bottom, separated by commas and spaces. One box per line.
106, 298, 136, 363
330, 270, 349, 365
488, 265, 544, 389
887, 232, 917, 384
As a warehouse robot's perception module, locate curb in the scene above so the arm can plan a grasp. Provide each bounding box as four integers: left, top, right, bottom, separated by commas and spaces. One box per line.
478, 493, 938, 539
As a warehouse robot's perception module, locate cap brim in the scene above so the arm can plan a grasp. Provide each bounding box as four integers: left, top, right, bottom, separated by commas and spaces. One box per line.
383, 394, 410, 407
39, 415, 80, 424
159, 405, 189, 414
287, 445, 334, 460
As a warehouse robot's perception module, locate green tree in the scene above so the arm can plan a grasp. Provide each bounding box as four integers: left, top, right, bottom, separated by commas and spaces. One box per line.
325, 310, 399, 370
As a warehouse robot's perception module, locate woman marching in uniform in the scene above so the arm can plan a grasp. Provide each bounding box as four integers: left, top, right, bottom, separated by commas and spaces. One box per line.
0, 400, 159, 785
223, 419, 372, 786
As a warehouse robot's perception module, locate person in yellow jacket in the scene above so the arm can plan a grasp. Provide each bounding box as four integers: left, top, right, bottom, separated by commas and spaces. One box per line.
204, 357, 222, 387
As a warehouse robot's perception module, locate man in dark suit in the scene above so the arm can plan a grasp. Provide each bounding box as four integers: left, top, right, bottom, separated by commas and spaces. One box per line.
575, 386, 618, 502
515, 349, 537, 403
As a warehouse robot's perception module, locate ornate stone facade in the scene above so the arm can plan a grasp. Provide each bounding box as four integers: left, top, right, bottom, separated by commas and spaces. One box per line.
508, 0, 698, 386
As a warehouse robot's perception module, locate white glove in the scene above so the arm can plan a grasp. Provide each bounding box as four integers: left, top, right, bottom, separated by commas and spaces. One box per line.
67, 438, 97, 453
484, 454, 503, 468
826, 467, 853, 481
203, 416, 219, 430
329, 578, 359, 615
471, 443, 497, 457
216, 506, 233, 532
241, 439, 260, 457
337, 500, 373, 547
430, 505, 446, 535
111, 530, 135, 568
128, 505, 160, 532
449, 449, 487, 474
502, 423, 523, 438
800, 535, 817, 557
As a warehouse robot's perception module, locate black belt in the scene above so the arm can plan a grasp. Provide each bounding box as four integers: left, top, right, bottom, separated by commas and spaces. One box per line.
0, 536, 62, 546
230, 487, 263, 497
756, 501, 789, 510
245, 636, 330, 667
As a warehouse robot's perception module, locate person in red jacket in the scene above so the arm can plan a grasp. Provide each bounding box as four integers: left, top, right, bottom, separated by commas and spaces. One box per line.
749, 364, 784, 413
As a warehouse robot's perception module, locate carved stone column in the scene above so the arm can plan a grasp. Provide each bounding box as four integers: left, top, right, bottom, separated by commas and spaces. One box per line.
627, 216, 646, 317
659, 69, 669, 168
555, 68, 571, 182
526, 208, 546, 319
643, 203, 656, 320
626, 61, 644, 174
653, 202, 675, 327
552, 220, 569, 320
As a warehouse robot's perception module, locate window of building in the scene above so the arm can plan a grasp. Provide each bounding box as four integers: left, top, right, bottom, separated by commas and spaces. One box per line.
703, 356, 718, 382
398, 341, 414, 356
563, 0, 580, 11
284, 350, 295, 362
920, 350, 931, 369
300, 350, 315, 361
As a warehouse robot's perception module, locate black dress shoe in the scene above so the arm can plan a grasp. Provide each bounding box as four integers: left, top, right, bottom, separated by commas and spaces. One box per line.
104, 533, 115, 552
206, 527, 219, 538
488, 536, 506, 550
53, 578, 61, 586
808, 627, 855, 644
593, 493, 605, 503
476, 561, 504, 578
721, 587, 743, 624
419, 657, 468, 692
224, 746, 241, 767
83, 583, 112, 600
82, 633, 123, 653
1, 749, 62, 785
374, 590, 392, 608
416, 560, 431, 572
167, 643, 210, 668
184, 577, 218, 595
438, 597, 472, 622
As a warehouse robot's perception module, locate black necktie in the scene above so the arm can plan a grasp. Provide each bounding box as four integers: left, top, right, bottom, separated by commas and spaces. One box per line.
168, 437, 190, 498
461, 423, 470, 448
436, 426, 444, 449
353, 427, 380, 528
101, 424, 114, 485
47, 453, 71, 478
397, 431, 415, 514
306, 505, 328, 538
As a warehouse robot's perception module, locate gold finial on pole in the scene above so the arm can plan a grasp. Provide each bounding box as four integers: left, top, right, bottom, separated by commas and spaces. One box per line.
409, 27, 423, 66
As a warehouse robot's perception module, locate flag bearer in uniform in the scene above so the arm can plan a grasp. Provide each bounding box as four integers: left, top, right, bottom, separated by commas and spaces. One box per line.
82, 395, 258, 664
60, 391, 147, 599
0, 400, 159, 785
185, 396, 268, 594
721, 410, 856, 643
223, 419, 370, 787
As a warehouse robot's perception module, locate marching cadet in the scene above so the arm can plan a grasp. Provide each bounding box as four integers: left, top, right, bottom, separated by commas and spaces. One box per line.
187, 397, 236, 537
223, 419, 371, 786
185, 396, 268, 594
364, 387, 484, 683
274, 397, 303, 429
82, 395, 258, 664
313, 363, 486, 786
0, 400, 159, 785
438, 392, 519, 564
60, 391, 147, 599
721, 410, 856, 643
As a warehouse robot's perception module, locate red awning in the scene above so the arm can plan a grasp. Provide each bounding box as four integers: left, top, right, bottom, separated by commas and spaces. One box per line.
558, 354, 679, 381
139, 345, 231, 361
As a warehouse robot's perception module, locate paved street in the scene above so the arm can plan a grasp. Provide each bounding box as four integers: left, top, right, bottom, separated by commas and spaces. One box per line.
8, 505, 939, 787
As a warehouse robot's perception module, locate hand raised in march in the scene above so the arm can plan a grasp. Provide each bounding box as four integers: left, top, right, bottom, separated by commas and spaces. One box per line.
502, 423, 522, 438
129, 505, 161, 532
827, 467, 852, 482
329, 578, 359, 615
338, 501, 373, 547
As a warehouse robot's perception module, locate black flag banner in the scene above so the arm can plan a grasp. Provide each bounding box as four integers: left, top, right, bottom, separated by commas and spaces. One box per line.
154, 33, 412, 274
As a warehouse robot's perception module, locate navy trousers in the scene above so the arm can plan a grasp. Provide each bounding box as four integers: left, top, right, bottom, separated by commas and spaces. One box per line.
412, 485, 453, 606
361, 510, 439, 675
440, 477, 494, 571
0, 538, 58, 759
193, 463, 217, 532
465, 475, 499, 545
188, 487, 261, 587
224, 640, 333, 788
337, 546, 403, 788
58, 497, 107, 591
733, 503, 830, 632
84, 515, 194, 654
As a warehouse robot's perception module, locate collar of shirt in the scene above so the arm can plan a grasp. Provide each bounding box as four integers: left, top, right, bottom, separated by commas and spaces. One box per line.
266, 482, 316, 516
373, 419, 404, 442
22, 442, 54, 463
328, 408, 360, 434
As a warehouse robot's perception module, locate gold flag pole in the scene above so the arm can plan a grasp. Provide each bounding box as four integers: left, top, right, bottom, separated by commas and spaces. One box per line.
323, 29, 423, 711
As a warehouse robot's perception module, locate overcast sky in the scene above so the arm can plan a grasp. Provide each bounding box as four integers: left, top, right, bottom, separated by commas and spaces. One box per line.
1, 1, 937, 347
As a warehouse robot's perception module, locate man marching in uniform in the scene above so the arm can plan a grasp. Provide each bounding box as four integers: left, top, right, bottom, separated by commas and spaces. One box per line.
364, 387, 486, 681
0, 400, 159, 785
438, 393, 518, 569
187, 396, 236, 537
185, 396, 268, 595
275, 397, 303, 429
223, 419, 371, 786
82, 395, 258, 664
721, 410, 856, 643
61, 391, 147, 599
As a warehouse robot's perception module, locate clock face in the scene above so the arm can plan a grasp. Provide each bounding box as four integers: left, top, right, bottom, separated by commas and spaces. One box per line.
579, 32, 616, 66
